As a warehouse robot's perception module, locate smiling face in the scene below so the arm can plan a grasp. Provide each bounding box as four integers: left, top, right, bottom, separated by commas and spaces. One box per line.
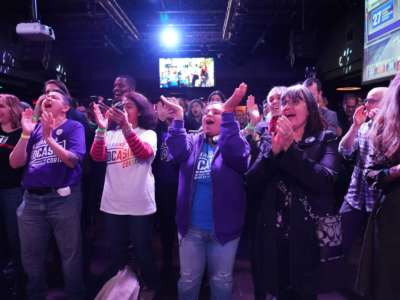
202, 102, 223, 137
268, 93, 281, 115
113, 77, 133, 101
281, 94, 309, 132
41, 91, 70, 116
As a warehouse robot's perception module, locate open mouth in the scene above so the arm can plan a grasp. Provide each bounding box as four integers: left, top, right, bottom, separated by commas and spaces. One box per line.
205, 119, 214, 125
43, 102, 52, 109
285, 113, 296, 119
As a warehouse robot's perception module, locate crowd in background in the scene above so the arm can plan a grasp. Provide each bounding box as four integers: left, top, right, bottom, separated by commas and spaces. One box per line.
0, 72, 400, 300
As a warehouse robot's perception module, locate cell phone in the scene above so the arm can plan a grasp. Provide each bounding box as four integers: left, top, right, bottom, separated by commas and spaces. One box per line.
112, 102, 124, 111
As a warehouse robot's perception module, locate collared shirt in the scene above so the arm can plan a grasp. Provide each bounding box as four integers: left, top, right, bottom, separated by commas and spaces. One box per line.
339, 121, 380, 212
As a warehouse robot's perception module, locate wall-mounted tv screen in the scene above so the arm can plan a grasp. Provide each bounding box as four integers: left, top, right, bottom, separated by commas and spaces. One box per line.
363, 0, 400, 83
159, 57, 215, 88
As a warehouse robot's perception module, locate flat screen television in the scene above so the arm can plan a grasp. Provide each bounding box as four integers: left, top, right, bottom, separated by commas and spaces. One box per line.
159, 57, 215, 88
362, 0, 400, 83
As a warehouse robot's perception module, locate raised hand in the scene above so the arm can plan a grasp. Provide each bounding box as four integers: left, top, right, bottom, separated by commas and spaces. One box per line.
246, 95, 261, 126
108, 107, 130, 129
33, 95, 46, 121
160, 95, 184, 120
273, 116, 294, 152
353, 105, 367, 127
92, 103, 109, 129
21, 108, 37, 135
41, 111, 56, 140
223, 82, 248, 113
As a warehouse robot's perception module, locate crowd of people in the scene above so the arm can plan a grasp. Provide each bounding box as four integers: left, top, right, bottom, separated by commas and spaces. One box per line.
0, 72, 400, 300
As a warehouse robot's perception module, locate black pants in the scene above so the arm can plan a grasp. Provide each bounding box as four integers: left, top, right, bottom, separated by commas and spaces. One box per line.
340, 206, 370, 257
102, 212, 159, 290
276, 237, 317, 300
155, 183, 178, 271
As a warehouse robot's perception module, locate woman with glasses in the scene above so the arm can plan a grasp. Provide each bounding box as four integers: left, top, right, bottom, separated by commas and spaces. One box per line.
247, 84, 341, 300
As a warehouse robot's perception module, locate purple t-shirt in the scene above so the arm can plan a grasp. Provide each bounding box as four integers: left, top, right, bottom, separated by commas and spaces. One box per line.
22, 119, 86, 189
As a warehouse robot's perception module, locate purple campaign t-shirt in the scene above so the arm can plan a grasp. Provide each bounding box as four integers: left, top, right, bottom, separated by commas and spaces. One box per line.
22, 119, 86, 189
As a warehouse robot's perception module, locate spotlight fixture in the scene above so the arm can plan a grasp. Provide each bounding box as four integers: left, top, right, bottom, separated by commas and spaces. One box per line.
161, 26, 180, 48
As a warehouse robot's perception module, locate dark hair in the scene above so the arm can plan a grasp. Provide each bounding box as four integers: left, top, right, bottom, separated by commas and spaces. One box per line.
44, 79, 71, 98
123, 91, 156, 130
303, 77, 322, 93
281, 84, 324, 136
342, 93, 358, 104
208, 90, 226, 103
117, 75, 136, 90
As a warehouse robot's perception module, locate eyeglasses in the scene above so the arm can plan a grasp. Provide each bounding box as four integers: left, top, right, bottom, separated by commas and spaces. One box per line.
363, 98, 380, 105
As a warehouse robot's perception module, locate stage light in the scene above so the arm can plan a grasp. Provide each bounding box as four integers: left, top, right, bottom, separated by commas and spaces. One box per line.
161, 26, 179, 48
336, 87, 361, 91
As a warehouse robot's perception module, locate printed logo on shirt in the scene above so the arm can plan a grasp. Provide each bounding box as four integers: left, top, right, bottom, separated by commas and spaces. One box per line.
194, 150, 213, 180
106, 144, 135, 168
0, 135, 9, 144
30, 139, 66, 166
160, 141, 169, 161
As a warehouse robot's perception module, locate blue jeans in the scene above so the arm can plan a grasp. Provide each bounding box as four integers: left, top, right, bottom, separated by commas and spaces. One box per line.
17, 186, 85, 300
178, 228, 240, 300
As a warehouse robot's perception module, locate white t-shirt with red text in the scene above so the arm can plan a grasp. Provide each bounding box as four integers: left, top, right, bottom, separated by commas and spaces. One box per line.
100, 128, 157, 216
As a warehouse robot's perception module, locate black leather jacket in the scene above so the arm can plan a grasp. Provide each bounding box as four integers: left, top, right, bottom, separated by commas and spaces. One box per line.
246, 130, 341, 297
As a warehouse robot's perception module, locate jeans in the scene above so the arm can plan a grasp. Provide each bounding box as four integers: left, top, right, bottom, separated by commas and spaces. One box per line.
340, 202, 370, 257
102, 212, 159, 290
0, 187, 24, 290
178, 228, 240, 300
17, 186, 85, 300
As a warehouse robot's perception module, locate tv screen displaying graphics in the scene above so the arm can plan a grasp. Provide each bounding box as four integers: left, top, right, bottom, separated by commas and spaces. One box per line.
363, 0, 400, 83
159, 57, 215, 88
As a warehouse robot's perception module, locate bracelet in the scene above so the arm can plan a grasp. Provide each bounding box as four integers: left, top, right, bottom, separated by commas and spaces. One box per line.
95, 127, 106, 133
21, 133, 31, 140
245, 124, 255, 130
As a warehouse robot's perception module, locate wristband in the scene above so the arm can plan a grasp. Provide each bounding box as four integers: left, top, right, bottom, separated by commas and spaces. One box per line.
21, 133, 31, 140
96, 127, 106, 133
245, 123, 255, 130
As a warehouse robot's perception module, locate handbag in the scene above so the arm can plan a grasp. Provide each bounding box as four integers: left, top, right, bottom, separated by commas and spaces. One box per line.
298, 194, 343, 262
95, 266, 140, 300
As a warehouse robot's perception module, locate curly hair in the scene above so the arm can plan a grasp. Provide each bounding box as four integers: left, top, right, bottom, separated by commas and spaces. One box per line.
123, 92, 157, 130
0, 94, 23, 129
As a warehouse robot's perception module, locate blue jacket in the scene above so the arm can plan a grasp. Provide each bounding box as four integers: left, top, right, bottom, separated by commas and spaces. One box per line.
167, 112, 250, 244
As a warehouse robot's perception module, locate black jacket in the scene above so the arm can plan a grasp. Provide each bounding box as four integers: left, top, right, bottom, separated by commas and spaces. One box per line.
246, 130, 341, 297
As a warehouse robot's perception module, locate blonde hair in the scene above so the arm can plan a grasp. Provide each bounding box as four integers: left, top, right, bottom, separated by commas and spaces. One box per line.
266, 86, 287, 103
369, 74, 400, 161
0, 94, 23, 129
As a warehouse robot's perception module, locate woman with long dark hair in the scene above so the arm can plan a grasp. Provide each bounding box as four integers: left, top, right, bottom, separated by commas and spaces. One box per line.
90, 91, 159, 297
247, 84, 341, 300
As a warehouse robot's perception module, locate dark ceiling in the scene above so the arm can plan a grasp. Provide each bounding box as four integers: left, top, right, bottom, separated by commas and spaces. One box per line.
2, 0, 363, 98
